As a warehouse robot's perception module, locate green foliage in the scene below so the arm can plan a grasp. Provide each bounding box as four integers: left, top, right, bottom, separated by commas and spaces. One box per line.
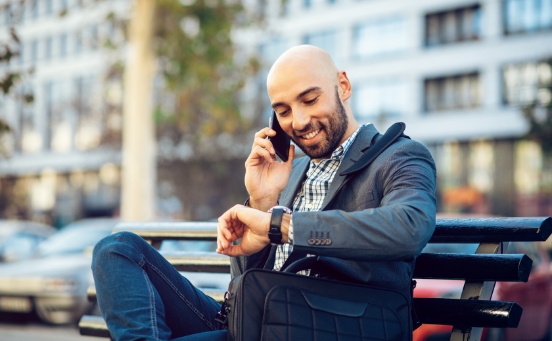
152, 0, 261, 147
523, 58, 552, 155
0, 3, 34, 147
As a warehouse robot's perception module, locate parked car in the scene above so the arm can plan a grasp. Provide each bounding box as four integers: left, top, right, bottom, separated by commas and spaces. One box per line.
0, 220, 56, 263
0, 219, 230, 324
413, 242, 552, 341
0, 218, 117, 324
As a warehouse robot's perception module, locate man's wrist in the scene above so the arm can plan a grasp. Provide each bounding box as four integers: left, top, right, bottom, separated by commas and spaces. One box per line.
281, 213, 291, 244
249, 197, 279, 212
267, 206, 292, 244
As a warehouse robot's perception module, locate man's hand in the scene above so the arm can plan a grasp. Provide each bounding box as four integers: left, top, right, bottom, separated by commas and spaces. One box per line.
216, 205, 271, 257
245, 127, 295, 212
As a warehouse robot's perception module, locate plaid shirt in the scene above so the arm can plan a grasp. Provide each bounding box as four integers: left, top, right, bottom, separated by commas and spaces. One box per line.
273, 125, 365, 271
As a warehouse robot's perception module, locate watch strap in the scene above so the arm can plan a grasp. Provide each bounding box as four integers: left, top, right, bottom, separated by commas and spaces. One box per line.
268, 208, 284, 245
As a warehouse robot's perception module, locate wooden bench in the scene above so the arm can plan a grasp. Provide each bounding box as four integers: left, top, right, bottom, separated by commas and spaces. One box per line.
78, 217, 552, 341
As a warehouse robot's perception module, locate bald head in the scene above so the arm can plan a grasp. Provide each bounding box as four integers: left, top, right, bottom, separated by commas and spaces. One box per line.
265, 45, 359, 161
267, 45, 339, 91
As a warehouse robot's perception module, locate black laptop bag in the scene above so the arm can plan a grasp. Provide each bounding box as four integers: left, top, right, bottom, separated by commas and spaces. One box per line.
222, 262, 411, 341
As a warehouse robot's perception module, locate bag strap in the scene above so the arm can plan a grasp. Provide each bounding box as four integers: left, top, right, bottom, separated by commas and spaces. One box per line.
263, 245, 278, 270
282, 256, 319, 273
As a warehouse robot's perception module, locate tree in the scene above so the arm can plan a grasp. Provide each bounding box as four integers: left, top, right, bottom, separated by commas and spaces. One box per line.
522, 57, 552, 154
0, 3, 33, 157
119, 0, 261, 220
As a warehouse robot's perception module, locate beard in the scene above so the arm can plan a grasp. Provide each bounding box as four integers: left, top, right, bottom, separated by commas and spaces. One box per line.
290, 89, 349, 159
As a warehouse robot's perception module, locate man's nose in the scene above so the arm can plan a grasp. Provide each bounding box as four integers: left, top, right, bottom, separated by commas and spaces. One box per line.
292, 108, 310, 132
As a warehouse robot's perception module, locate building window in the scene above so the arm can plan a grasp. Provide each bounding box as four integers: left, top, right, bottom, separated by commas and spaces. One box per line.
504, 0, 552, 35
425, 73, 480, 112
17, 41, 24, 64
3, 3, 11, 27
30, 39, 38, 63
45, 0, 54, 15
353, 79, 409, 121
303, 0, 312, 8
85, 25, 99, 50
60, 0, 68, 13
425, 5, 481, 47
29, 0, 38, 20
303, 30, 340, 66
44, 36, 52, 60
74, 30, 83, 54
503, 60, 552, 106
59, 34, 67, 58
353, 16, 408, 59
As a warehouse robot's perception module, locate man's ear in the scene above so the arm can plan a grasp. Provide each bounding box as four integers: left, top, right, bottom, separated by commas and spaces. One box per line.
337, 71, 352, 101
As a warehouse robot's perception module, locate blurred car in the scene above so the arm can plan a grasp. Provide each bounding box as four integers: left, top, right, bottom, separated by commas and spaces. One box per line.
0, 218, 117, 324
0, 219, 230, 324
413, 242, 552, 341
0, 220, 56, 263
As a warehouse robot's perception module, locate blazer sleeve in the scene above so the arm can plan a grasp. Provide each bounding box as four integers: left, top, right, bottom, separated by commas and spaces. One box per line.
290, 139, 437, 262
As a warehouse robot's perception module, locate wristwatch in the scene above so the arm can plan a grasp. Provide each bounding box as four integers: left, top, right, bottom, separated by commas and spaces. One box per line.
267, 206, 292, 245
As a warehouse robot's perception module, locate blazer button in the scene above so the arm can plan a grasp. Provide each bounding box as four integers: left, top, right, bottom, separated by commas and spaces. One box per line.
320, 239, 326, 245
325, 239, 332, 245
308, 238, 315, 245
314, 239, 321, 245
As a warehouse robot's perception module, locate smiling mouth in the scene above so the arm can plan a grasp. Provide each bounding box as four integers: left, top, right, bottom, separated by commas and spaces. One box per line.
301, 129, 320, 140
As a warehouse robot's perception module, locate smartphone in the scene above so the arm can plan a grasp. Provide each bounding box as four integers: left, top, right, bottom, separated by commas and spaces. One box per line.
268, 111, 291, 162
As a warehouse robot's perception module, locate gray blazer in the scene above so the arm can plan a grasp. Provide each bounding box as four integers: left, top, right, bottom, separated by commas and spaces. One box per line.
230, 124, 437, 298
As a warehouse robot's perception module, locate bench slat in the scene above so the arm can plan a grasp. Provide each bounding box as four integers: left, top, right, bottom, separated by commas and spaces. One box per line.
430, 217, 552, 243
162, 252, 230, 273
112, 217, 552, 244
414, 253, 532, 282
79, 315, 111, 338
79, 298, 523, 337
414, 298, 523, 328
113, 222, 218, 241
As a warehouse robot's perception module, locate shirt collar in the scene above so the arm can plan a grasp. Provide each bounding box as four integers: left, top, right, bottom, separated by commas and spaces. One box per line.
329, 124, 367, 161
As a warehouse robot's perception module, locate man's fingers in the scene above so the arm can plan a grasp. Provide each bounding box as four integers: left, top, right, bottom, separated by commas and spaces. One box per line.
217, 214, 233, 249
253, 127, 275, 140
252, 145, 276, 163
285, 144, 295, 164
252, 136, 276, 155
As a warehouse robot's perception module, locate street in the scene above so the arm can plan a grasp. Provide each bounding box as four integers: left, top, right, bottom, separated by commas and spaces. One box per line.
0, 313, 104, 341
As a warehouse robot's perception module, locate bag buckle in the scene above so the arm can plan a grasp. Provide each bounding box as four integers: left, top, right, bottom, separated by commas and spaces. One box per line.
215, 292, 229, 327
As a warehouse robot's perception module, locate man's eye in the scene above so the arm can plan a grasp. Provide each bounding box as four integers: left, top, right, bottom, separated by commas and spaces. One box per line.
277, 110, 290, 117
305, 97, 318, 105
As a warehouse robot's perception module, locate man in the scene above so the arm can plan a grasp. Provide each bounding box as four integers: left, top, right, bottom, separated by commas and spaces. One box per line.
92, 45, 436, 341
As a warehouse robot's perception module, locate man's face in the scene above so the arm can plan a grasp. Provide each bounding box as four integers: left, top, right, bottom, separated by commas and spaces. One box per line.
268, 50, 353, 160
284, 89, 348, 159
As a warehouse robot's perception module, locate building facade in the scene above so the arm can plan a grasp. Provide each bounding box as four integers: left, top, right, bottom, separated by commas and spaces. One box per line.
1, 0, 551, 226
0, 0, 126, 226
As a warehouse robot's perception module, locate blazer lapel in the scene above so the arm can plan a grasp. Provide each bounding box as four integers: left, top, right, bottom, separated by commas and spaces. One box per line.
279, 157, 310, 207
320, 124, 379, 210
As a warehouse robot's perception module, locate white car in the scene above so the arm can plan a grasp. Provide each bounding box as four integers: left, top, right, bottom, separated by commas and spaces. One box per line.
0, 219, 230, 324
0, 220, 56, 263
0, 218, 117, 324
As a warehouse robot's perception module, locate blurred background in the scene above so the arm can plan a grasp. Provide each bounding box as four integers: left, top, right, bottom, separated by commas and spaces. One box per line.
0, 1, 551, 339
0, 0, 551, 226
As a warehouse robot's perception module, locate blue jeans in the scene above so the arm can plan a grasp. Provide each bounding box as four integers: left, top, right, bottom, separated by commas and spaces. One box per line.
92, 232, 227, 341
